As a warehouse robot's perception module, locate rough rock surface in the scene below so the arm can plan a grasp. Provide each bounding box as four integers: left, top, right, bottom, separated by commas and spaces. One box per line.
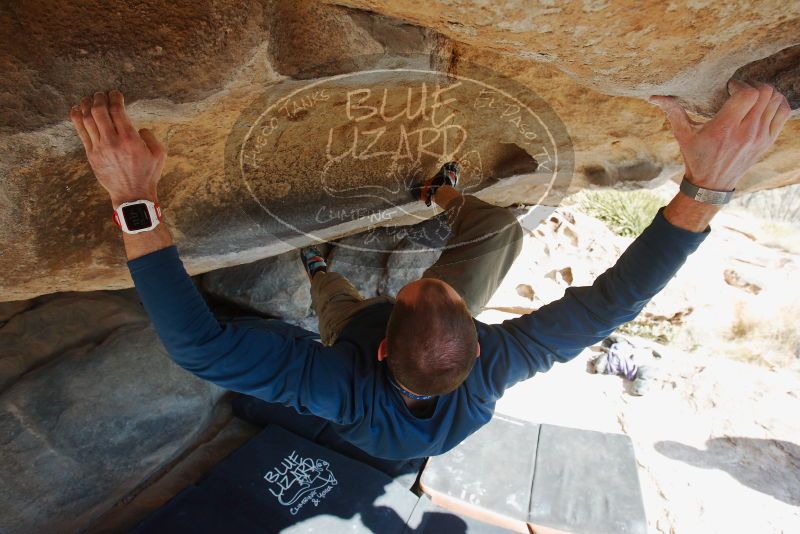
0, 292, 225, 532
329, 0, 800, 116
379, 235, 444, 297
201, 212, 453, 321
0, 291, 148, 391
2, 0, 799, 302
0, 300, 36, 323
327, 233, 402, 300
202, 249, 313, 321
91, 414, 260, 532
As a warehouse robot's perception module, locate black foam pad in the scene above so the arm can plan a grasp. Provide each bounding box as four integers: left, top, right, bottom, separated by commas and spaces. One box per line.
134, 424, 420, 533
529, 425, 647, 534
420, 415, 647, 534
420, 414, 540, 521
131, 485, 263, 532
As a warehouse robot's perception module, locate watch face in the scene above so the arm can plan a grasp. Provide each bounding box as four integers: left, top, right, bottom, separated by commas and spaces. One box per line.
122, 203, 153, 231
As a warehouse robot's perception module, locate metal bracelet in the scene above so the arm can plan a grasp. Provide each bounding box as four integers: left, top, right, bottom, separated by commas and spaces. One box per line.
679, 176, 735, 205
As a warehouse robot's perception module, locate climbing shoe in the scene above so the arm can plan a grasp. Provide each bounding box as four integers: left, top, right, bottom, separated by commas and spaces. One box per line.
300, 247, 328, 279
410, 161, 461, 206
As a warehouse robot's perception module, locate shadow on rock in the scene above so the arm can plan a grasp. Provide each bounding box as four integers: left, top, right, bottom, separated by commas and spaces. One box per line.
654, 437, 800, 506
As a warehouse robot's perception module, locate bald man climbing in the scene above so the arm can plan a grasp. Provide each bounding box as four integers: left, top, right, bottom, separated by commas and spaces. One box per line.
69, 80, 790, 460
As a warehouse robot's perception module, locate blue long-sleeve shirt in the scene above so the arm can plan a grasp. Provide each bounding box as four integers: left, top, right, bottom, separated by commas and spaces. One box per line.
128, 209, 708, 460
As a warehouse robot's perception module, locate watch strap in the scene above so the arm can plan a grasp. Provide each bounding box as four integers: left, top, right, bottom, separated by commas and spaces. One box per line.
679, 177, 734, 206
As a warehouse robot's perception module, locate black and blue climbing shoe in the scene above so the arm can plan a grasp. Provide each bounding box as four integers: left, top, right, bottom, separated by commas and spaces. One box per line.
300, 247, 328, 279
410, 161, 461, 206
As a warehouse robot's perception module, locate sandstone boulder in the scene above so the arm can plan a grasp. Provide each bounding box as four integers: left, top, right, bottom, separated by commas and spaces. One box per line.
0, 292, 148, 391
327, 232, 401, 300
0, 299, 35, 324
379, 234, 444, 297
0, 323, 223, 532
329, 0, 800, 116
1, 0, 798, 302
202, 249, 312, 320
198, 214, 447, 325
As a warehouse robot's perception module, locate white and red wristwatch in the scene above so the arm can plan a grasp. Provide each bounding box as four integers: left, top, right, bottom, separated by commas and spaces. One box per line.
112, 200, 162, 234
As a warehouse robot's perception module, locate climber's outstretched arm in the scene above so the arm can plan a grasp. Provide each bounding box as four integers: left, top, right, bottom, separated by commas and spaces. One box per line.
472, 81, 791, 399
474, 207, 707, 398
68, 91, 357, 424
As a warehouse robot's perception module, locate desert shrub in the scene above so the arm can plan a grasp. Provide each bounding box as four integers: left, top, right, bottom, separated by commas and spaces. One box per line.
576, 189, 664, 237
727, 300, 800, 368
732, 183, 800, 223
729, 302, 756, 340
618, 316, 677, 344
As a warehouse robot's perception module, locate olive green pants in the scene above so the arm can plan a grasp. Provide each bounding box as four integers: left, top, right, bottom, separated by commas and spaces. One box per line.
310, 195, 523, 345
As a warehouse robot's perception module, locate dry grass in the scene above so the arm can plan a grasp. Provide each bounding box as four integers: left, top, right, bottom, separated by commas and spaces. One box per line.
575, 189, 664, 237
755, 220, 800, 255
727, 301, 800, 368
732, 184, 800, 223
729, 303, 756, 339
618, 316, 678, 344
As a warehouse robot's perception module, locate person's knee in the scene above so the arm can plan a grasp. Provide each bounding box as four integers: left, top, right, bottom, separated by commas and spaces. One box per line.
311, 271, 352, 301
485, 207, 523, 246
311, 270, 341, 289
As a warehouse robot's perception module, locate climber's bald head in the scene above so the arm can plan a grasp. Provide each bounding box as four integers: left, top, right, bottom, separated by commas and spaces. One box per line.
396, 277, 462, 305
382, 278, 479, 396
